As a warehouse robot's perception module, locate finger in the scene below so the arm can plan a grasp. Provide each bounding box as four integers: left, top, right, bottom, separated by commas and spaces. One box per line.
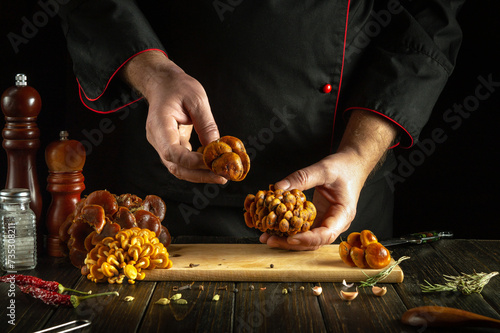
178, 124, 194, 151
184, 91, 220, 146
164, 144, 207, 170
286, 204, 351, 249
259, 233, 271, 244
264, 233, 323, 251
274, 161, 332, 192
163, 159, 228, 184
287, 228, 337, 250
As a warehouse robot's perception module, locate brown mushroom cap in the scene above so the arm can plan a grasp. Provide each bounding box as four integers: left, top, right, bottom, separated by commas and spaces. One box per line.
134, 210, 162, 237
113, 206, 137, 229
201, 136, 250, 181
85, 190, 118, 216
76, 205, 107, 234
142, 195, 166, 222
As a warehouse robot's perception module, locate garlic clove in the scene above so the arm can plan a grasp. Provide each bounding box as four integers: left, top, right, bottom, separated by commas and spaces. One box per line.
340, 288, 358, 301
342, 279, 354, 289
372, 286, 387, 296
312, 286, 323, 296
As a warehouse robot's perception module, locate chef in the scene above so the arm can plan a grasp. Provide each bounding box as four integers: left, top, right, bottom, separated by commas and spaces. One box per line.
58, 0, 463, 250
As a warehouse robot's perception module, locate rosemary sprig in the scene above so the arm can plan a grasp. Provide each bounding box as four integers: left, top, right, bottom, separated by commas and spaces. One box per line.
359, 256, 410, 287
420, 271, 499, 295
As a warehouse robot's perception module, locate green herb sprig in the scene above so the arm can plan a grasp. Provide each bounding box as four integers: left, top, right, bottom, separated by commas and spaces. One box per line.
420, 271, 498, 295
359, 256, 410, 287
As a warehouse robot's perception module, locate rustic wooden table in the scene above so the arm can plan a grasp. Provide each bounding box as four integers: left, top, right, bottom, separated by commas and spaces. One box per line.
1, 238, 499, 333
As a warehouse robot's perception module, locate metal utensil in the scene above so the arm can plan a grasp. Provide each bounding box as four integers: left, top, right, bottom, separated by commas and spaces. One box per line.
381, 231, 453, 247
33, 320, 91, 333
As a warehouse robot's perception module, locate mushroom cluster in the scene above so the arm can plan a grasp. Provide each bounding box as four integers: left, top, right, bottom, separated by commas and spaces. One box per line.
339, 230, 391, 269
243, 185, 317, 236
198, 136, 250, 181
83, 227, 172, 284
59, 190, 171, 268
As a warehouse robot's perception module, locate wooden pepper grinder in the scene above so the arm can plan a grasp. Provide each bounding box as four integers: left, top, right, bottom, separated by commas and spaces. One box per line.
45, 130, 86, 257
1, 73, 43, 246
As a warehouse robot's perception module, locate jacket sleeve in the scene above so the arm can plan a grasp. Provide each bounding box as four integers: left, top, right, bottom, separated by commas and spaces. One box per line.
59, 0, 167, 113
343, 0, 464, 148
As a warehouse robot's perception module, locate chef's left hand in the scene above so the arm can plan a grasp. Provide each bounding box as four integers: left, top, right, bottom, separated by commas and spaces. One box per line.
259, 110, 398, 250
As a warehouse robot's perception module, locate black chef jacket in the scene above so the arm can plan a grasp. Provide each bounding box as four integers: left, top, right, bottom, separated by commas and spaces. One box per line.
59, 0, 463, 240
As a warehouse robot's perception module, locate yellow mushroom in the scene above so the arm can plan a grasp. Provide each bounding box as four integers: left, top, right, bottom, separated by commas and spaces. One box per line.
135, 257, 150, 270
100, 262, 119, 277
82, 227, 173, 285
124, 264, 138, 280
107, 254, 120, 267
140, 243, 154, 258
128, 245, 142, 262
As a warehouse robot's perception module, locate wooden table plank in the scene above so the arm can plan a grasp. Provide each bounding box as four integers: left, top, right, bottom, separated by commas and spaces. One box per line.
431, 239, 500, 315
42, 278, 155, 333
318, 282, 410, 333
139, 281, 234, 332
233, 282, 327, 333
390, 241, 500, 327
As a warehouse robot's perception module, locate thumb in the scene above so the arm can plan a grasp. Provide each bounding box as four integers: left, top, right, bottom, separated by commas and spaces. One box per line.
275, 163, 328, 192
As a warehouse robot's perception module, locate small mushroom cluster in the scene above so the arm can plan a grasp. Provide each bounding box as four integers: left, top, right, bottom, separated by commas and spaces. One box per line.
198, 136, 250, 181
243, 185, 317, 236
339, 230, 391, 269
83, 227, 172, 284
59, 190, 171, 268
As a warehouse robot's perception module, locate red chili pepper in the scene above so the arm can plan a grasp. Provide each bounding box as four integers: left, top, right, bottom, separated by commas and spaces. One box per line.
0, 274, 89, 294
18, 284, 119, 308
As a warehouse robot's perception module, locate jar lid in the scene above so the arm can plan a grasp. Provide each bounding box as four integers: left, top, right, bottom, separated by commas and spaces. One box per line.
0, 188, 31, 203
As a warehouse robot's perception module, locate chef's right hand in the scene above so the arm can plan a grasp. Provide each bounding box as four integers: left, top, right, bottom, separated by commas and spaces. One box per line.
122, 50, 227, 184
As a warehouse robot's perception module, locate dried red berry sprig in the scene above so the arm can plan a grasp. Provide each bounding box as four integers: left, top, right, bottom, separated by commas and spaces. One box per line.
18, 284, 118, 308
0, 274, 90, 294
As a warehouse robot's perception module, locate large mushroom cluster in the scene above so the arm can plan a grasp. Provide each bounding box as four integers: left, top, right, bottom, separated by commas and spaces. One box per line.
83, 227, 172, 284
59, 190, 171, 269
243, 185, 317, 236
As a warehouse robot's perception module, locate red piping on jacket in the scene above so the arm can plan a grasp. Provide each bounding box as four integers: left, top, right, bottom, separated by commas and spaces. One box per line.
77, 48, 168, 114
330, 0, 351, 152
331, 2, 413, 150
344, 106, 414, 148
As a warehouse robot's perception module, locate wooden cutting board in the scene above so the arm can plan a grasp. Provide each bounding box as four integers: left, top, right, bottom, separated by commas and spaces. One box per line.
144, 244, 404, 283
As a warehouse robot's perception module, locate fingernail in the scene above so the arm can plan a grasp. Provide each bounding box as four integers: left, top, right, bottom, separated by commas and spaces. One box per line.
288, 238, 301, 245
276, 179, 291, 190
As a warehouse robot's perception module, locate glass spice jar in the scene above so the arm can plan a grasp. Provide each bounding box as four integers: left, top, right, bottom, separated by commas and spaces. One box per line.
0, 188, 37, 271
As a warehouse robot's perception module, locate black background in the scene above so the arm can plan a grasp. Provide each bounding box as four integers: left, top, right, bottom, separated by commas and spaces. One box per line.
0, 1, 499, 240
